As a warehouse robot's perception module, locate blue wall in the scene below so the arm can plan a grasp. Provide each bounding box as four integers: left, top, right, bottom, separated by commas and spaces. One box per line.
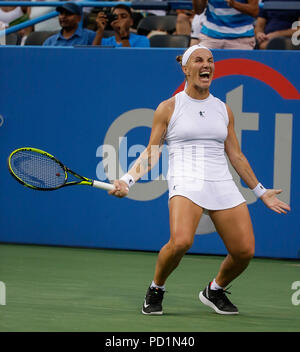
0, 46, 299, 259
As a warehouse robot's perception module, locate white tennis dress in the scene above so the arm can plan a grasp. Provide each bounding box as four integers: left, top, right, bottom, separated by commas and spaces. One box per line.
166, 90, 245, 227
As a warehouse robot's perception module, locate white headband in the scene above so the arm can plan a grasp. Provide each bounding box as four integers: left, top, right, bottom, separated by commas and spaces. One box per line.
182, 44, 212, 66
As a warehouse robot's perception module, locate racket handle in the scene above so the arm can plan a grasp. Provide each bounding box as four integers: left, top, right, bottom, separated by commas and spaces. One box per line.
92, 180, 115, 191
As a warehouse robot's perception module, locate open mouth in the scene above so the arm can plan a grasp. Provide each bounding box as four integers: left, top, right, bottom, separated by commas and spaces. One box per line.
199, 71, 210, 80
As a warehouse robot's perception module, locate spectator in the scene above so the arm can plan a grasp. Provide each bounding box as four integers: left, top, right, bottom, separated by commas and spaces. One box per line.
0, 4, 30, 28
175, 9, 205, 46
144, 0, 166, 16
43, 3, 95, 46
17, 26, 33, 45
192, 0, 259, 49
93, 4, 150, 47
175, 10, 194, 36
190, 13, 205, 45
255, 0, 300, 49
30, 0, 60, 32
0, 21, 5, 31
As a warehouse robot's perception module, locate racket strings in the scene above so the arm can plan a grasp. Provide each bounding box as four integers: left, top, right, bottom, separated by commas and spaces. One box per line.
10, 150, 65, 189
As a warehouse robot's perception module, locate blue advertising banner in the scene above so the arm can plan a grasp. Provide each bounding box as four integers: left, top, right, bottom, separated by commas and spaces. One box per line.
0, 46, 299, 258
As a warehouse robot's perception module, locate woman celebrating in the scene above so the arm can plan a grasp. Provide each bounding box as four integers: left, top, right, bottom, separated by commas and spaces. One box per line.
109, 45, 290, 315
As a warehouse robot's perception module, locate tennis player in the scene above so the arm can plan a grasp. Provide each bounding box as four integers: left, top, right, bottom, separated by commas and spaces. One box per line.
109, 45, 290, 315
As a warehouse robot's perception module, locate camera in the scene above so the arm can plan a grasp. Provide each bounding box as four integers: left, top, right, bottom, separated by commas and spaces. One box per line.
104, 10, 118, 24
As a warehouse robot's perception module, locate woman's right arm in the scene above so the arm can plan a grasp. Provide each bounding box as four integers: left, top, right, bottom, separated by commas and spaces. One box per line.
109, 98, 174, 197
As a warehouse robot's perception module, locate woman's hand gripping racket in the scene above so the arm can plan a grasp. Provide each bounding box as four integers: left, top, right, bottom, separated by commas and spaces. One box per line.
7, 147, 115, 192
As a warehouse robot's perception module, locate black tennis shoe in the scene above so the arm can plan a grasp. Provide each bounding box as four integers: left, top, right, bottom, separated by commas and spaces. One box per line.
142, 286, 165, 315
199, 282, 239, 315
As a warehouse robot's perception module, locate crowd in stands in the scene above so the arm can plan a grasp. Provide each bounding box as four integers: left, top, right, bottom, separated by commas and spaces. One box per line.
0, 0, 300, 50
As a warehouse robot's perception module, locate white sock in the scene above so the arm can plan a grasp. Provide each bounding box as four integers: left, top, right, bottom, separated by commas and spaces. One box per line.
151, 281, 165, 291
210, 278, 224, 291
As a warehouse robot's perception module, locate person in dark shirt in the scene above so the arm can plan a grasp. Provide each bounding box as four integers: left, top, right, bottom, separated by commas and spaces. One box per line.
43, 2, 95, 46
255, 0, 300, 49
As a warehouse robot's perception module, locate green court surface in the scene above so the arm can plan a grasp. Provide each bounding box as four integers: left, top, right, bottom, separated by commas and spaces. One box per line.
0, 243, 299, 332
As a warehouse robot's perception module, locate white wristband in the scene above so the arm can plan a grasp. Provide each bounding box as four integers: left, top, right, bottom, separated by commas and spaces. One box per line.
120, 173, 135, 188
252, 182, 267, 198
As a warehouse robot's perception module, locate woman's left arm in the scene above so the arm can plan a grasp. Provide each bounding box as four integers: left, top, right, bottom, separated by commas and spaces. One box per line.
224, 104, 290, 214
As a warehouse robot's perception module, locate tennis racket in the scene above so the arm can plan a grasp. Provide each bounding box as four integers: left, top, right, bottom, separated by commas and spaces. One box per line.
7, 147, 115, 192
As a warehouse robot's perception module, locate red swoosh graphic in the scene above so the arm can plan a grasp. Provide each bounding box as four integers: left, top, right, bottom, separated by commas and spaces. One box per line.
173, 58, 300, 100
